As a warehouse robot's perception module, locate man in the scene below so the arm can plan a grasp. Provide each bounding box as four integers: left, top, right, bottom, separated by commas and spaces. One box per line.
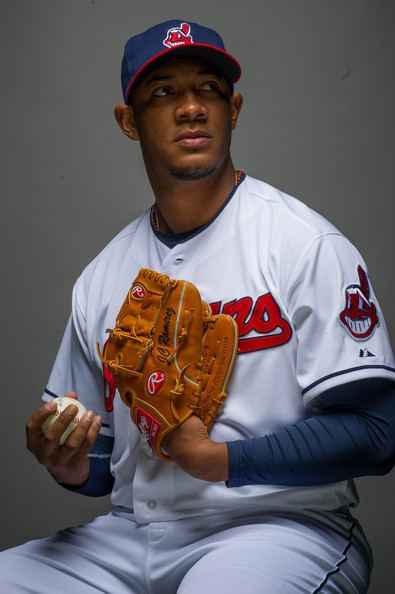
1, 19, 394, 593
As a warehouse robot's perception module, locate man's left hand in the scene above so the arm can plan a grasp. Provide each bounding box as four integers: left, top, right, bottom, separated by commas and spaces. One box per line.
162, 415, 229, 482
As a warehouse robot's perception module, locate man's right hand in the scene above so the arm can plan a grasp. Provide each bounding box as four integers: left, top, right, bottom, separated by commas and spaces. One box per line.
26, 392, 102, 487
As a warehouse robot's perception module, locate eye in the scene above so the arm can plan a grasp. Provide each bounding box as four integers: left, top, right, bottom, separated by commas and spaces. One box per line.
199, 80, 221, 92
152, 86, 173, 97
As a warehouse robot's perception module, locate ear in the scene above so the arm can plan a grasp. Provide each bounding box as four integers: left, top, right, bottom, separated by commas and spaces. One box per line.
230, 92, 243, 130
114, 104, 140, 141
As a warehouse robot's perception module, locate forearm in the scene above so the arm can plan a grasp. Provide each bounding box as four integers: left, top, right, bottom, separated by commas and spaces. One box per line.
227, 411, 391, 487
166, 379, 395, 486
228, 379, 395, 487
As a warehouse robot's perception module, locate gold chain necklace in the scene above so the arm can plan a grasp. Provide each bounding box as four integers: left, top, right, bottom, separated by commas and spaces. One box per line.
150, 170, 243, 232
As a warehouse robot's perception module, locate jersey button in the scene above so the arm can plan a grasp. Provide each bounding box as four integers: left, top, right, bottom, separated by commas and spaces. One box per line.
147, 500, 157, 510
174, 256, 184, 264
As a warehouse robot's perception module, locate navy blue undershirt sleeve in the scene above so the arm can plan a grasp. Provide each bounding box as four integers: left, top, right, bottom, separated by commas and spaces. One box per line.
60, 434, 114, 497
227, 378, 395, 488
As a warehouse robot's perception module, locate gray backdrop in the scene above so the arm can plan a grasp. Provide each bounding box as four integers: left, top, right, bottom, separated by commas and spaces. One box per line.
1, 1, 394, 591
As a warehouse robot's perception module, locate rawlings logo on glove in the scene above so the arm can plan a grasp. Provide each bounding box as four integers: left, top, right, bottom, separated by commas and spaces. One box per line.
98, 268, 238, 460
146, 370, 167, 395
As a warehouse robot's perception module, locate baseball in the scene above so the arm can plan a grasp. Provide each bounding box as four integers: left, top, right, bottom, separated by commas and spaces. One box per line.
41, 397, 88, 445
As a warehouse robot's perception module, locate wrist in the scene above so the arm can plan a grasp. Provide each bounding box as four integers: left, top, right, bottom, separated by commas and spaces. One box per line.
57, 473, 90, 488
51, 471, 89, 487
198, 440, 229, 482
175, 439, 228, 482
162, 416, 229, 482
48, 463, 90, 488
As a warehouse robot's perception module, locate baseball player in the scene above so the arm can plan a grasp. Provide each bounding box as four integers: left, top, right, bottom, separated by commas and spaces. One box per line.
1, 19, 395, 593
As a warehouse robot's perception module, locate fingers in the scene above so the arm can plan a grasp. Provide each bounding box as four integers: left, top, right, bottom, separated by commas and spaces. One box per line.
26, 392, 79, 444
41, 403, 80, 454
26, 395, 104, 486
47, 412, 102, 485
26, 395, 101, 461
59, 412, 102, 459
26, 399, 58, 454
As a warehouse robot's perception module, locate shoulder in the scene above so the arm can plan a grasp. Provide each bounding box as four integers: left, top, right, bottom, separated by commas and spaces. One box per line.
236, 175, 363, 295
73, 209, 150, 301
239, 174, 360, 261
241, 175, 342, 240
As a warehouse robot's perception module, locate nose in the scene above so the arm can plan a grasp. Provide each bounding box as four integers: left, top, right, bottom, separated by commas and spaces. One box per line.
174, 90, 208, 122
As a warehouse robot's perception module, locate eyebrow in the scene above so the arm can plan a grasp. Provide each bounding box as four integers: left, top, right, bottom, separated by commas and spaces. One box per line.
144, 74, 174, 86
143, 69, 224, 87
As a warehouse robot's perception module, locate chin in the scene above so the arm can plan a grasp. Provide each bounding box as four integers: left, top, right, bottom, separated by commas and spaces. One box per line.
168, 165, 216, 181
168, 155, 227, 181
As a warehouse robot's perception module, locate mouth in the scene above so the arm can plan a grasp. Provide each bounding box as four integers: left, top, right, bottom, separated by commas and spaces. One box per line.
174, 130, 212, 148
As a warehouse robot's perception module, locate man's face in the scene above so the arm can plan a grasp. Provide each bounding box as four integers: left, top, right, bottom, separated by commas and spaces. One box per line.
126, 57, 242, 181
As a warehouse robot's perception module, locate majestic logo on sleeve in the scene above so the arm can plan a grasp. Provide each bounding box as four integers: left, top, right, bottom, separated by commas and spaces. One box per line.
210, 293, 292, 353
163, 23, 193, 48
339, 265, 379, 340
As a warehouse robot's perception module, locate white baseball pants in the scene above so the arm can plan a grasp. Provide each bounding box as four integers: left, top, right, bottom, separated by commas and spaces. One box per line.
0, 508, 372, 593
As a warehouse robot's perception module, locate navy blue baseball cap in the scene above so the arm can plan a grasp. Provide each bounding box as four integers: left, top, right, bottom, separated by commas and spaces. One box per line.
121, 20, 242, 103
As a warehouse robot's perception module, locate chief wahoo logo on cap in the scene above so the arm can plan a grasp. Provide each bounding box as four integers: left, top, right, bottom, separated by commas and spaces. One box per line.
163, 23, 193, 48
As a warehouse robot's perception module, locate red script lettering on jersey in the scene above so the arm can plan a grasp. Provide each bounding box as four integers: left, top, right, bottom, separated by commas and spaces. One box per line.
210, 293, 292, 353
103, 293, 292, 410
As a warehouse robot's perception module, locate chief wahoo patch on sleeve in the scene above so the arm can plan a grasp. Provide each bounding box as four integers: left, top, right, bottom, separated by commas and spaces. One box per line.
339, 265, 379, 340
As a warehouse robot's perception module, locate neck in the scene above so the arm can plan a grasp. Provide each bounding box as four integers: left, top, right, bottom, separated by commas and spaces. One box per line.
148, 158, 237, 234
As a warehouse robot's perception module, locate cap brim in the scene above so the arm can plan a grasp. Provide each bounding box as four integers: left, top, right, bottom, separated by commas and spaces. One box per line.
125, 44, 241, 101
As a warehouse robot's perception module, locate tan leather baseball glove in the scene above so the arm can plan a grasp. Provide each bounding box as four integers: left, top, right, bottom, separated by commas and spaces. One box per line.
98, 268, 238, 460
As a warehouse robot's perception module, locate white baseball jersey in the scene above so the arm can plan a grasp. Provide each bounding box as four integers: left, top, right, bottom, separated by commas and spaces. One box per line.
44, 174, 395, 522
